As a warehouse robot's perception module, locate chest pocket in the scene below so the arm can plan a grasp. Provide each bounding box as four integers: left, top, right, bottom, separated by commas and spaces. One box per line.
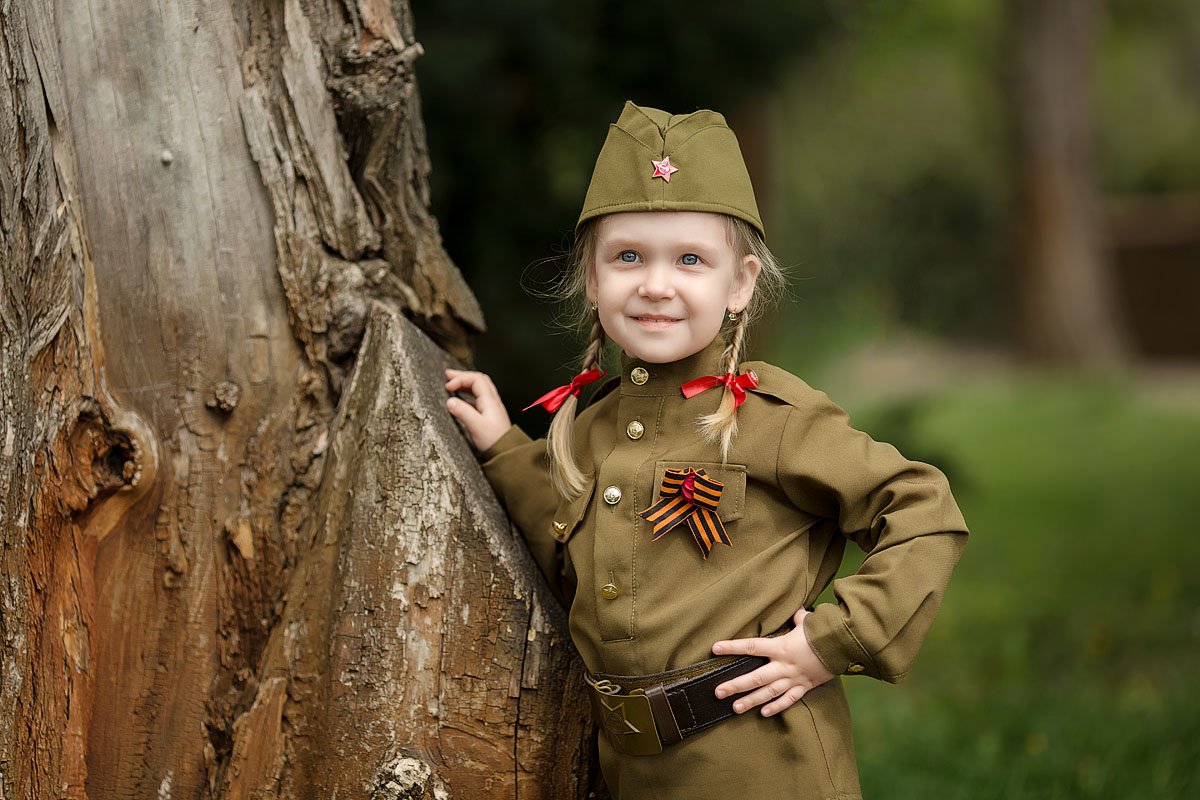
649, 461, 746, 523
548, 477, 595, 544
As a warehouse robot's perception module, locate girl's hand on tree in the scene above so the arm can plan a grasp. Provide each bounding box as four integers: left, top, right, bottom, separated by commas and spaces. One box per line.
444, 369, 513, 453
710, 607, 837, 718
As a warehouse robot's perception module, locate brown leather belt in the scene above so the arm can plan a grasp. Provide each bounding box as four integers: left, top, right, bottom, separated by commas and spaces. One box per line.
584, 624, 793, 755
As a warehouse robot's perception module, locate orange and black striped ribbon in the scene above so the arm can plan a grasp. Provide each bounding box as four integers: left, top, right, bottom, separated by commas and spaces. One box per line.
637, 468, 731, 559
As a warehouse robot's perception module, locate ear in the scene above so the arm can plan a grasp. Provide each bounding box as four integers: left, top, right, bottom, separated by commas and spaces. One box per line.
728, 253, 762, 313
586, 262, 598, 305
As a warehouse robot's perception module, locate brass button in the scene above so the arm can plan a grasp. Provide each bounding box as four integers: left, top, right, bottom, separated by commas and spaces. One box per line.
847, 662, 866, 674
626, 419, 645, 440
603, 485, 622, 505
601, 583, 620, 600
630, 367, 649, 385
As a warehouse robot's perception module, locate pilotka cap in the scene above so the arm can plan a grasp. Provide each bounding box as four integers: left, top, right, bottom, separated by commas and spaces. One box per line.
576, 101, 765, 238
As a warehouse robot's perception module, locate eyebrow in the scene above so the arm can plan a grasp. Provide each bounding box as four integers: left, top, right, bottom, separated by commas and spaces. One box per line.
597, 237, 721, 255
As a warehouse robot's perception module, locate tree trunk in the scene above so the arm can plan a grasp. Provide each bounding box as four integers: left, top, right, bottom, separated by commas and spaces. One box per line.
1008, 0, 1128, 365
0, 1, 599, 798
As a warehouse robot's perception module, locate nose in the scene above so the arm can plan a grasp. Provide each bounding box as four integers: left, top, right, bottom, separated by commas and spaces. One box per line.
638, 260, 675, 300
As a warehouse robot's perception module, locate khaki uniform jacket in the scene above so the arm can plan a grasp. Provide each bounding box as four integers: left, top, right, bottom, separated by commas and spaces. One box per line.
479, 336, 969, 800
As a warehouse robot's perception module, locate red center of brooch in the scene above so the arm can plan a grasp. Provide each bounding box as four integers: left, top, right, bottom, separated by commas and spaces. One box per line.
680, 469, 697, 502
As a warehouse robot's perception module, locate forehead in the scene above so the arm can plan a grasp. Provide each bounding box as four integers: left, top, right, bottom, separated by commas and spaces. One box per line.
596, 211, 729, 249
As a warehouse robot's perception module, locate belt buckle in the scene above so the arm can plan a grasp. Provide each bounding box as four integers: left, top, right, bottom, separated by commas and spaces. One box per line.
586, 676, 663, 755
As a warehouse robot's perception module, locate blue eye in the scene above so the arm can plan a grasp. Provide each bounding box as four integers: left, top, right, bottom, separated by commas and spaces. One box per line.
681, 254, 700, 266
619, 251, 638, 263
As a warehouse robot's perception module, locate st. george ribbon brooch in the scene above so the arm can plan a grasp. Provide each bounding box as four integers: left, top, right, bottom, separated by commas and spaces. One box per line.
650, 156, 679, 182
638, 468, 731, 559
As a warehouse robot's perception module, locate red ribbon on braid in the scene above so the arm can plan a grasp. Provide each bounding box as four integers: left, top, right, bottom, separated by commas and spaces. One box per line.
680, 370, 759, 408
522, 368, 607, 413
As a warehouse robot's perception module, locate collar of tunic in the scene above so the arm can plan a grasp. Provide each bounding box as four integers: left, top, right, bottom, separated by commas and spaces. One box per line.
616, 337, 730, 398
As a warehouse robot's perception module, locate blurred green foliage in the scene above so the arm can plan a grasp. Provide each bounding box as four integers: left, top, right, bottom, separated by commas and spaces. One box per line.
830, 376, 1200, 798
1101, 0, 1200, 192
767, 1, 1011, 356
764, 0, 1200, 376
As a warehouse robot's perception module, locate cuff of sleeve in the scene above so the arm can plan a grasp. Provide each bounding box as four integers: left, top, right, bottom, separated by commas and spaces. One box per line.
479, 424, 533, 463
804, 605, 877, 678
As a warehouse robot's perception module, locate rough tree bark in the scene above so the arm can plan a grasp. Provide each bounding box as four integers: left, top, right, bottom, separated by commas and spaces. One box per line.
1008, 0, 1129, 365
0, 1, 599, 798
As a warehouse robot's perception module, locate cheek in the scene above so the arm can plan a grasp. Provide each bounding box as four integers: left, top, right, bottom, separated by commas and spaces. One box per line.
595, 271, 634, 301
686, 275, 735, 311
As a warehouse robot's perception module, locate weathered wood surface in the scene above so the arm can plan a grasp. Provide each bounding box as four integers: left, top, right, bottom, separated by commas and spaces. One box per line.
2, 0, 153, 795
1, 0, 599, 797
226, 303, 594, 798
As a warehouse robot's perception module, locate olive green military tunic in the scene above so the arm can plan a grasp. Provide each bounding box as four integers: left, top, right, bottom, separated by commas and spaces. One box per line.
479, 336, 969, 800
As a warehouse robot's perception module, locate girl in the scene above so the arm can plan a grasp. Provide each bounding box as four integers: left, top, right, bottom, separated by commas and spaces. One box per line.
445, 101, 969, 800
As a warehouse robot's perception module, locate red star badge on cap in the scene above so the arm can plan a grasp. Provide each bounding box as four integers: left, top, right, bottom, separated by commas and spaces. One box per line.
651, 156, 679, 182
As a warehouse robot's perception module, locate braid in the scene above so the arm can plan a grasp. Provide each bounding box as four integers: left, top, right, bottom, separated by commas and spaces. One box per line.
697, 311, 750, 464
721, 311, 748, 375
580, 312, 606, 374
548, 308, 606, 500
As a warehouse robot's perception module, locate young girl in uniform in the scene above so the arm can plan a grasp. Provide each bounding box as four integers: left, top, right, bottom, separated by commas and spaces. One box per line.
444, 101, 969, 800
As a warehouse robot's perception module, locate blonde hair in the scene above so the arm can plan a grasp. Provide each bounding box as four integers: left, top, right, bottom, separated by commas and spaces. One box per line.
543, 214, 786, 500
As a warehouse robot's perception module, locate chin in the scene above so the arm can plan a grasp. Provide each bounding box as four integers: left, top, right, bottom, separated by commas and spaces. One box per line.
622, 343, 691, 364
634, 352, 677, 364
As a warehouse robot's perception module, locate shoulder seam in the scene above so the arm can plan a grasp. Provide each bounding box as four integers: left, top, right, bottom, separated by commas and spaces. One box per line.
741, 361, 816, 409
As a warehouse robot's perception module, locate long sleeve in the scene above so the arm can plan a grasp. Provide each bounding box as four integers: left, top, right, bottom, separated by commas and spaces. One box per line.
479, 424, 575, 605
778, 391, 970, 683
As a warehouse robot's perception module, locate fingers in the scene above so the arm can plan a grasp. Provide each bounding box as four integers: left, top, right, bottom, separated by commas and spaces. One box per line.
710, 627, 820, 718
711, 635, 778, 659
730, 677, 798, 715
709, 611, 829, 719
720, 675, 809, 718
444, 368, 497, 399
711, 637, 782, 698
760, 683, 809, 718
445, 393, 482, 424
444, 369, 514, 452
713, 662, 781, 700
444, 369, 503, 416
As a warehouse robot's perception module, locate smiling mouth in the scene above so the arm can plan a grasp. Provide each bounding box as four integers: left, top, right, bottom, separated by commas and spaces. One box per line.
631, 315, 683, 323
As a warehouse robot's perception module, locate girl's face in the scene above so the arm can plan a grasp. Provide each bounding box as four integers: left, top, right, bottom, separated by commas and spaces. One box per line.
587, 211, 761, 365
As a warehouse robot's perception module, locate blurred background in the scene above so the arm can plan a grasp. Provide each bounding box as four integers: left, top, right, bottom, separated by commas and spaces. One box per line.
412, 0, 1200, 796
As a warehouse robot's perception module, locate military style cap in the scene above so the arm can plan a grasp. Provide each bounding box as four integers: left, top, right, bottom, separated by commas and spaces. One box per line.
576, 101, 765, 237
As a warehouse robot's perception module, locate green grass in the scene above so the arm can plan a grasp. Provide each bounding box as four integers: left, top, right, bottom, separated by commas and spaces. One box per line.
820, 373, 1200, 798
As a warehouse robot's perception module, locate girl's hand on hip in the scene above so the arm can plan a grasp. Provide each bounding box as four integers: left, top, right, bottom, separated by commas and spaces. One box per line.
710, 607, 837, 718
444, 369, 512, 453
